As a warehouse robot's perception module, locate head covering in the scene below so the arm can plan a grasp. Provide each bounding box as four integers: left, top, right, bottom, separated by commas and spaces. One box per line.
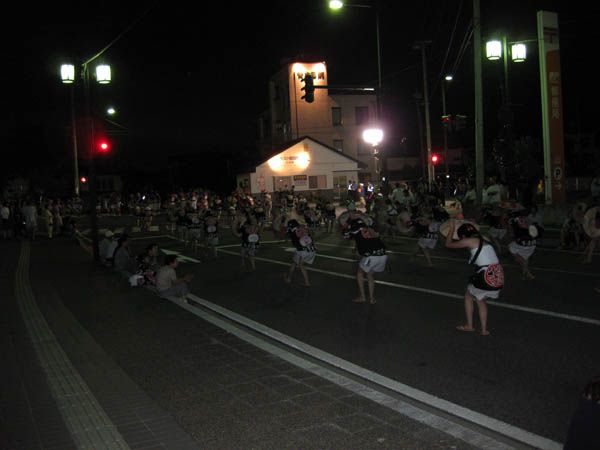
287, 219, 300, 231
104, 230, 114, 238
128, 274, 144, 286
457, 222, 479, 238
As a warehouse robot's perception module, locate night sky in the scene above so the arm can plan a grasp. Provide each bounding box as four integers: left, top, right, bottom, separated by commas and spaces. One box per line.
4, 0, 599, 193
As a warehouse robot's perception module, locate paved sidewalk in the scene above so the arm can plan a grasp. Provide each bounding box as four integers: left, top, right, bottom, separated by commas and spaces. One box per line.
5, 237, 484, 449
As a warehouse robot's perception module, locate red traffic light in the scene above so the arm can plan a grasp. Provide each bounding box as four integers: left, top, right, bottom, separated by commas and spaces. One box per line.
80, 176, 88, 184
431, 154, 440, 164
97, 139, 111, 154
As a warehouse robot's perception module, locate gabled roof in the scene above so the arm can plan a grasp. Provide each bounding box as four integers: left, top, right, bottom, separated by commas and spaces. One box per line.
260, 136, 367, 168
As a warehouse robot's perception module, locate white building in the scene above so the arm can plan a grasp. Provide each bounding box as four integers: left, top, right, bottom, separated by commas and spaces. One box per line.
257, 60, 378, 182
237, 136, 364, 197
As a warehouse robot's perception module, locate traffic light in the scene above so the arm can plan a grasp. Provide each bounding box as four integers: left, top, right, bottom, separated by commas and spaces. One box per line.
431, 154, 440, 165
441, 115, 452, 127
301, 73, 315, 103
96, 138, 111, 154
80, 176, 88, 184
454, 114, 467, 131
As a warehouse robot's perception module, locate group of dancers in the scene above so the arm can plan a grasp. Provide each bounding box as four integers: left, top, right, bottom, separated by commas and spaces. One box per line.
170, 190, 600, 336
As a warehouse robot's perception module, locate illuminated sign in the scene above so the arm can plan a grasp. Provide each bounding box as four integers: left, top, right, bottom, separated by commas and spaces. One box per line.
292, 62, 327, 82
268, 151, 311, 171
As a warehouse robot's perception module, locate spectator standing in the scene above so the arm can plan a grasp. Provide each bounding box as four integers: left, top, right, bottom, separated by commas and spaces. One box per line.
156, 254, 193, 300
0, 202, 10, 239
564, 376, 600, 450
21, 199, 38, 240
590, 173, 600, 203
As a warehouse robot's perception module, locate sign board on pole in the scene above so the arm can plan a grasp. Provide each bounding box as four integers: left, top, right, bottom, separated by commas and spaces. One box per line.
537, 10, 566, 205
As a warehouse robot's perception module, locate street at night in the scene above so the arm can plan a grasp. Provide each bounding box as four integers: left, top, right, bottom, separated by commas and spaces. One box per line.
3, 0, 600, 449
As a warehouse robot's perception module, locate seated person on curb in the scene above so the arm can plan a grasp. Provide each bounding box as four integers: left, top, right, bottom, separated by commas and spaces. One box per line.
99, 230, 115, 265
156, 254, 193, 300
113, 235, 136, 273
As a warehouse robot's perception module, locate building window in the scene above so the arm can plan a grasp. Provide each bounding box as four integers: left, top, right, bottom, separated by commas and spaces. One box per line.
332, 107, 342, 126
358, 140, 372, 155
333, 139, 344, 152
309, 175, 327, 189
333, 175, 347, 189
355, 106, 369, 125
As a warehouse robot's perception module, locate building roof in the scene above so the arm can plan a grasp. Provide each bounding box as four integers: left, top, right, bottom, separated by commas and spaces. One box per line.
260, 136, 367, 169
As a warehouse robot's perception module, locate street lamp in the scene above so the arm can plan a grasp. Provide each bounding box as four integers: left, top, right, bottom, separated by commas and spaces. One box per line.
441, 74, 453, 176
59, 61, 111, 262
107, 107, 116, 115
328, 0, 382, 116
363, 128, 384, 185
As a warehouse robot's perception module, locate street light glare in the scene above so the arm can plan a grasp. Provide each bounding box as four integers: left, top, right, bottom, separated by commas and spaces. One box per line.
445, 74, 453, 81
107, 107, 116, 115
329, 0, 344, 10
96, 65, 111, 84
61, 64, 75, 84
511, 43, 527, 62
486, 40, 502, 60
363, 128, 384, 146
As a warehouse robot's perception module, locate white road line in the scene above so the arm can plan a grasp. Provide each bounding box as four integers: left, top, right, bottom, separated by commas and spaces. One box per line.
172, 293, 561, 450
316, 242, 599, 278
282, 247, 357, 262
216, 248, 600, 326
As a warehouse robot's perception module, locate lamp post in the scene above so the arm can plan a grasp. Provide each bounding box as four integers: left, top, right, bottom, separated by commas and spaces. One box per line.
442, 74, 453, 177
362, 128, 384, 186
414, 40, 433, 190
328, 0, 382, 117
60, 61, 112, 262
61, 64, 80, 196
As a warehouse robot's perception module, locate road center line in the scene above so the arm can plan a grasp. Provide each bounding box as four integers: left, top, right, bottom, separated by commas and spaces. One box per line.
216, 248, 600, 326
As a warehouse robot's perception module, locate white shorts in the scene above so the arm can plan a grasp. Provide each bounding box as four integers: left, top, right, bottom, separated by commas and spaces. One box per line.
418, 238, 438, 250
467, 284, 501, 301
508, 242, 535, 260
293, 250, 316, 265
489, 228, 506, 240
359, 255, 388, 273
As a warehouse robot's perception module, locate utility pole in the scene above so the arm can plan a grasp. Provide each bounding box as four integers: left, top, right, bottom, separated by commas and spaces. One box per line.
473, 0, 485, 203
413, 91, 426, 180
442, 81, 449, 176
414, 41, 433, 189
70, 87, 80, 197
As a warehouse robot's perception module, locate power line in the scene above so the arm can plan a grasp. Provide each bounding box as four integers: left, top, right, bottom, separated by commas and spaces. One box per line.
450, 21, 473, 78
83, 2, 158, 66
431, 0, 464, 98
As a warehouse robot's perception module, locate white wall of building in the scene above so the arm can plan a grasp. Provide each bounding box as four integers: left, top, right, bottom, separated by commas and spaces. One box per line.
246, 138, 359, 194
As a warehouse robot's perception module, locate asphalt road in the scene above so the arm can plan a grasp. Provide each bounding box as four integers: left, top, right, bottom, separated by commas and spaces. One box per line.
80, 214, 600, 444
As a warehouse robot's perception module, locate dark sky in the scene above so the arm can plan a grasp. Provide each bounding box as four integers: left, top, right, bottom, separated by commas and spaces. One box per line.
4, 0, 599, 189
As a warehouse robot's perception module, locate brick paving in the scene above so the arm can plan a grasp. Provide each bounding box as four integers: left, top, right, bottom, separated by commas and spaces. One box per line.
1, 238, 482, 449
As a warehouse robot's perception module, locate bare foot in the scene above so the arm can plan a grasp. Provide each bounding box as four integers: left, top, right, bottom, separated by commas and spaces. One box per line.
369, 298, 377, 304
456, 325, 475, 332
352, 298, 367, 303
480, 330, 490, 336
